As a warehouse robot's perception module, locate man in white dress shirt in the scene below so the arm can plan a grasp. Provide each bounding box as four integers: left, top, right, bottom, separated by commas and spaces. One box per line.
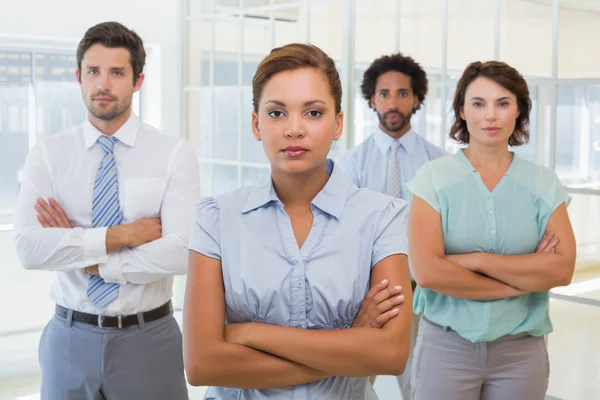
13, 22, 199, 400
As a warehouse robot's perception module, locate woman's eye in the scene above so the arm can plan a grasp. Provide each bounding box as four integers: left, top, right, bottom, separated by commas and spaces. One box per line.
268, 110, 284, 118
307, 110, 322, 117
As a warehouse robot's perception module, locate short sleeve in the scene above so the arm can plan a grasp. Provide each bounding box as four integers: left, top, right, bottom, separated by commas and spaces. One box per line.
539, 171, 572, 228
405, 163, 441, 212
189, 197, 221, 260
371, 199, 409, 267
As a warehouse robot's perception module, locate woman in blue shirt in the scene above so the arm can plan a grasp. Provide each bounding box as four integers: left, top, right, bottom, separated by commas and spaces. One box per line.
407, 61, 576, 400
183, 43, 413, 400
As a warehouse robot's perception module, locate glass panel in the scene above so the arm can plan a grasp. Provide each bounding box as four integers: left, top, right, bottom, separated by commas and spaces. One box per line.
242, 87, 268, 163
199, 162, 213, 196
355, 0, 396, 65
0, 50, 30, 214
556, 84, 600, 188
555, 84, 585, 183
187, 20, 213, 86
35, 52, 86, 138
447, 0, 495, 72
213, 88, 240, 160
213, 164, 239, 194
242, 15, 270, 85
309, 3, 342, 60
399, 0, 443, 72
274, 8, 307, 48
187, 90, 212, 158
558, 0, 600, 78
500, 0, 552, 78
242, 166, 269, 187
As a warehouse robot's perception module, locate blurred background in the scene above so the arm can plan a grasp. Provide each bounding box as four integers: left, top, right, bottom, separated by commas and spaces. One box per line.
1, 0, 599, 399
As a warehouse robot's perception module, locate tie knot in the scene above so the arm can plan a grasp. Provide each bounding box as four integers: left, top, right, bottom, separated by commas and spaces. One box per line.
97, 135, 118, 153
391, 140, 401, 150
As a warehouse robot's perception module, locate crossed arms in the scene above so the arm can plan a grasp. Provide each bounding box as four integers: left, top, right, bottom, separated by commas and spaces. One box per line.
408, 196, 576, 299
183, 251, 413, 389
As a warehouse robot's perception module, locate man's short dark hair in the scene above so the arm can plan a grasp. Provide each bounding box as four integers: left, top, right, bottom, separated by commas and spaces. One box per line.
76, 22, 146, 85
361, 53, 428, 111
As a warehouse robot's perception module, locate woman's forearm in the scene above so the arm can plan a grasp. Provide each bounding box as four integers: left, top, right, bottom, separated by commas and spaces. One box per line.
469, 252, 574, 292
186, 340, 329, 389
230, 323, 409, 377
413, 256, 525, 300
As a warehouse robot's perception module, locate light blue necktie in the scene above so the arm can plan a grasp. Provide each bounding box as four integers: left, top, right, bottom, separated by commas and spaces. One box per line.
87, 135, 121, 307
387, 140, 402, 198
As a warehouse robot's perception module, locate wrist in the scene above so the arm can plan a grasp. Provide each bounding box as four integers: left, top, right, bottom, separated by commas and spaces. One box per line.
106, 225, 130, 252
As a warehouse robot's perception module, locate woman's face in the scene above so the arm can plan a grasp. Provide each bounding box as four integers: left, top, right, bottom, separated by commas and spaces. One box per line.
460, 76, 520, 148
252, 68, 343, 175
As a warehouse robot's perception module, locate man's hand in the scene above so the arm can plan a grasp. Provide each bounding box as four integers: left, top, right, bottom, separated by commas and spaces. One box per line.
85, 265, 99, 275
36, 197, 72, 228
536, 232, 559, 253
123, 218, 162, 247
351, 279, 405, 329
106, 218, 162, 253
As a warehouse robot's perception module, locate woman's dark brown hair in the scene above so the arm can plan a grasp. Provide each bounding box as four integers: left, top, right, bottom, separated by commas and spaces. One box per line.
449, 61, 531, 147
76, 22, 146, 85
252, 43, 342, 114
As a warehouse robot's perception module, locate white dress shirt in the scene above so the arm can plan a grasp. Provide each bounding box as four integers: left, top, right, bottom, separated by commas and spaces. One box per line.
13, 114, 200, 316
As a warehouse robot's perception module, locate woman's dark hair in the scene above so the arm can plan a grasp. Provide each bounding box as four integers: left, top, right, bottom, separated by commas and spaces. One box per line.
252, 43, 342, 113
77, 21, 146, 85
450, 61, 531, 146
361, 53, 428, 111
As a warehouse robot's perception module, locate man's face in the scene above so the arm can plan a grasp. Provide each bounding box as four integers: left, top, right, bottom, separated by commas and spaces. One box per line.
371, 70, 419, 137
76, 44, 143, 122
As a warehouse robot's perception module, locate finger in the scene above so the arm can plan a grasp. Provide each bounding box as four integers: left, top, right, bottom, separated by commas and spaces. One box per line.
48, 198, 72, 228
551, 247, 556, 253
536, 233, 552, 252
373, 308, 400, 328
35, 201, 59, 227
542, 238, 559, 253
37, 214, 51, 228
375, 295, 405, 316
372, 284, 403, 305
37, 198, 61, 226
364, 279, 390, 302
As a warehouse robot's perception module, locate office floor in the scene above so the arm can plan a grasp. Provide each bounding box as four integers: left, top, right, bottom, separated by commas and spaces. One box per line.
2, 269, 600, 400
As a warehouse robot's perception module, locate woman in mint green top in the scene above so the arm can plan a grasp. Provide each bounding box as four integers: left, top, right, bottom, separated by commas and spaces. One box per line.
406, 61, 576, 400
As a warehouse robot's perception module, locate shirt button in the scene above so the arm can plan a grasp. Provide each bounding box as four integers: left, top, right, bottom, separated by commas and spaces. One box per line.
488, 210, 493, 215
491, 250, 495, 253
296, 281, 304, 288
491, 229, 496, 234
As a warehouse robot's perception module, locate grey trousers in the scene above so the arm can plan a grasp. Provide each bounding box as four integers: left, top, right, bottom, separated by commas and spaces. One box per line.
39, 310, 189, 400
411, 318, 549, 400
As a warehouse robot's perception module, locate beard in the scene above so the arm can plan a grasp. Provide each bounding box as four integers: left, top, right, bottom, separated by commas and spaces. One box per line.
377, 109, 411, 133
86, 92, 131, 121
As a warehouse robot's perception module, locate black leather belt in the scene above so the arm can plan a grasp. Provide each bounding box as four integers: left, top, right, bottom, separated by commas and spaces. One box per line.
55, 301, 172, 329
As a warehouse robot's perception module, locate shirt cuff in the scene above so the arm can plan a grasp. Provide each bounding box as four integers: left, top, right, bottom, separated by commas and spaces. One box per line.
84, 227, 109, 262
99, 251, 128, 284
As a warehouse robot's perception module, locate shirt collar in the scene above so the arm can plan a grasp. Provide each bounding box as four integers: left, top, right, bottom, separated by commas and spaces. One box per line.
83, 113, 140, 149
241, 159, 351, 220
374, 127, 417, 156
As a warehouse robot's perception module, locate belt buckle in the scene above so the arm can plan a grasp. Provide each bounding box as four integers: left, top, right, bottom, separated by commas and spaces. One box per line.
97, 315, 123, 329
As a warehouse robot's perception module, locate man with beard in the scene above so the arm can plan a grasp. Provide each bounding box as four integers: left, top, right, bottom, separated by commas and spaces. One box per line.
13, 22, 198, 399
338, 53, 446, 400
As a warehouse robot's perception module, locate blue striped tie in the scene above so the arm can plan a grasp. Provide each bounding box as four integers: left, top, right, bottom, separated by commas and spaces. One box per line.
87, 135, 121, 307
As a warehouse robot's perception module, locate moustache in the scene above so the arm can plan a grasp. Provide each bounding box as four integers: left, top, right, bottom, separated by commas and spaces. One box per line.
92, 93, 118, 101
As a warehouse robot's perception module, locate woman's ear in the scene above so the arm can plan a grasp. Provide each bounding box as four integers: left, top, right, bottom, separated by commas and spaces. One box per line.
251, 111, 261, 141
